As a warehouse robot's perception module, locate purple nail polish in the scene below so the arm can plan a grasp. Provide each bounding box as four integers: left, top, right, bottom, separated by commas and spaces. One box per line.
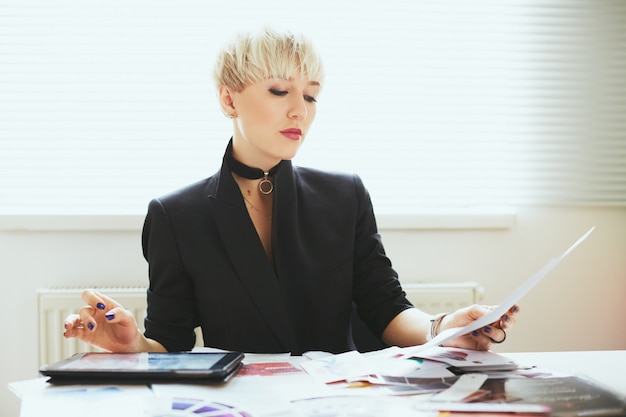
105, 313, 115, 320
96, 303, 105, 310
87, 322, 94, 331
484, 326, 492, 333
472, 331, 479, 337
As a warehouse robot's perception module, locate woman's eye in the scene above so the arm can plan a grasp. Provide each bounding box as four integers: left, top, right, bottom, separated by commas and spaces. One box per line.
269, 88, 317, 103
269, 88, 288, 96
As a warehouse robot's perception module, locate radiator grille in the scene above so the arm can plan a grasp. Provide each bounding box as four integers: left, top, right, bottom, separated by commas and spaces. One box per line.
403, 282, 484, 314
37, 282, 483, 366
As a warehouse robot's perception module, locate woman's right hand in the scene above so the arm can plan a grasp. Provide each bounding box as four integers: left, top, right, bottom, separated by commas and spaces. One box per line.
63, 289, 146, 353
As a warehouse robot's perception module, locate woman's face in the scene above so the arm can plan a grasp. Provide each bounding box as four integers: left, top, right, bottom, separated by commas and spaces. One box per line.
224, 76, 321, 169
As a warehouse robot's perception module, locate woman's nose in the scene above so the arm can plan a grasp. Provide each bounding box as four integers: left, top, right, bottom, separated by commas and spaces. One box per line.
288, 96, 308, 120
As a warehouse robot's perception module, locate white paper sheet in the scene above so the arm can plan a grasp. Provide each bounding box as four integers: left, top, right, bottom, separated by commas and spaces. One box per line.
18, 384, 152, 417
300, 350, 420, 384
412, 346, 518, 371
398, 226, 595, 358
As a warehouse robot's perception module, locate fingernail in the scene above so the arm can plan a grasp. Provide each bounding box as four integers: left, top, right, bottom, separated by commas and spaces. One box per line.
511, 306, 519, 313
87, 322, 94, 331
472, 331, 479, 337
96, 303, 106, 310
105, 313, 115, 320
504, 314, 510, 322
484, 326, 492, 333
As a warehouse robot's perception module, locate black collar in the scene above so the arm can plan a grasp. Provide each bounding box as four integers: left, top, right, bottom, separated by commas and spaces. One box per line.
224, 139, 281, 180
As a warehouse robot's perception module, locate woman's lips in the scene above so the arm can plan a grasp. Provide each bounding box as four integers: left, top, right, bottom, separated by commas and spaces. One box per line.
280, 128, 302, 140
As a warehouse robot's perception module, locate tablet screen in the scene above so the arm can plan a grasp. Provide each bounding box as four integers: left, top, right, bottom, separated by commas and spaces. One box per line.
58, 352, 226, 371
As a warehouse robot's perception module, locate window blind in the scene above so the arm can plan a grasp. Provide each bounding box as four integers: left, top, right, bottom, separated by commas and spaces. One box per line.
1, 0, 624, 216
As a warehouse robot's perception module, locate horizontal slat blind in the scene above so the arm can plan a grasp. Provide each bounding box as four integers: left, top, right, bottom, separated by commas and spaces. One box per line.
1, 0, 624, 215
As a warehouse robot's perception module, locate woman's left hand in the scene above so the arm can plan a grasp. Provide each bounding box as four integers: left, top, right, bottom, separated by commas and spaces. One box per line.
439, 304, 520, 350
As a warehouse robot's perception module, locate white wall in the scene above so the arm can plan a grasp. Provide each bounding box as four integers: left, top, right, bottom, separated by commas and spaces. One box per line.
2, 207, 625, 416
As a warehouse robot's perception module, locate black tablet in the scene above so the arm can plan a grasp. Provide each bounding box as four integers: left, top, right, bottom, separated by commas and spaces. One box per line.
39, 351, 245, 384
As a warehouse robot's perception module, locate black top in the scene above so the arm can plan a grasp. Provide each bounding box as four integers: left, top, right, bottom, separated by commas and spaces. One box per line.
141, 140, 413, 355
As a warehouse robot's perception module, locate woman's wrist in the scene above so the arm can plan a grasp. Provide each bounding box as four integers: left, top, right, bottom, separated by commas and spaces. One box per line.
426, 312, 448, 341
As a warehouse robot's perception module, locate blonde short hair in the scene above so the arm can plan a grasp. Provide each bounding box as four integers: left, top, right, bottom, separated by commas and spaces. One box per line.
213, 27, 324, 92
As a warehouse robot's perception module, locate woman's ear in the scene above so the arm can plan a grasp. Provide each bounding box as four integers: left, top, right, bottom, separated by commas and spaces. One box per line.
218, 86, 237, 118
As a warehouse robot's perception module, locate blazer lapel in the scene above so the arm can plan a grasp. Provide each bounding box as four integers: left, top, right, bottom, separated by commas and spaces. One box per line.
209, 164, 299, 353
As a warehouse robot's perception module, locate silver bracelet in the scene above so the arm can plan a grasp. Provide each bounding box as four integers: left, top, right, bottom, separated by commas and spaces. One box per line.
427, 312, 448, 342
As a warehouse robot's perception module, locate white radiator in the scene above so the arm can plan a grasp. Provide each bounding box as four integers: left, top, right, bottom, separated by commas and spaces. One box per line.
403, 282, 484, 314
37, 282, 482, 367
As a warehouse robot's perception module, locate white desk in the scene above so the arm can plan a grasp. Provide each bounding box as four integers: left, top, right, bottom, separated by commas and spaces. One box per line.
10, 350, 626, 417
503, 350, 626, 396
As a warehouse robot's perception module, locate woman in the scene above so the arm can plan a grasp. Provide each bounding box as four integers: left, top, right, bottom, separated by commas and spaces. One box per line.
64, 28, 518, 355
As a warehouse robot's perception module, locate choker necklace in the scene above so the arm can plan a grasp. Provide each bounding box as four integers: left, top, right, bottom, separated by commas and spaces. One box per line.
225, 152, 280, 195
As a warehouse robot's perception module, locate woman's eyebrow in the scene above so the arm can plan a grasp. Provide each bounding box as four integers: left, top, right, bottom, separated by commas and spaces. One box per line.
267, 77, 320, 87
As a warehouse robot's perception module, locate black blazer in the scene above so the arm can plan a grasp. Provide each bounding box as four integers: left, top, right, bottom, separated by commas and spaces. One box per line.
142, 145, 412, 355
